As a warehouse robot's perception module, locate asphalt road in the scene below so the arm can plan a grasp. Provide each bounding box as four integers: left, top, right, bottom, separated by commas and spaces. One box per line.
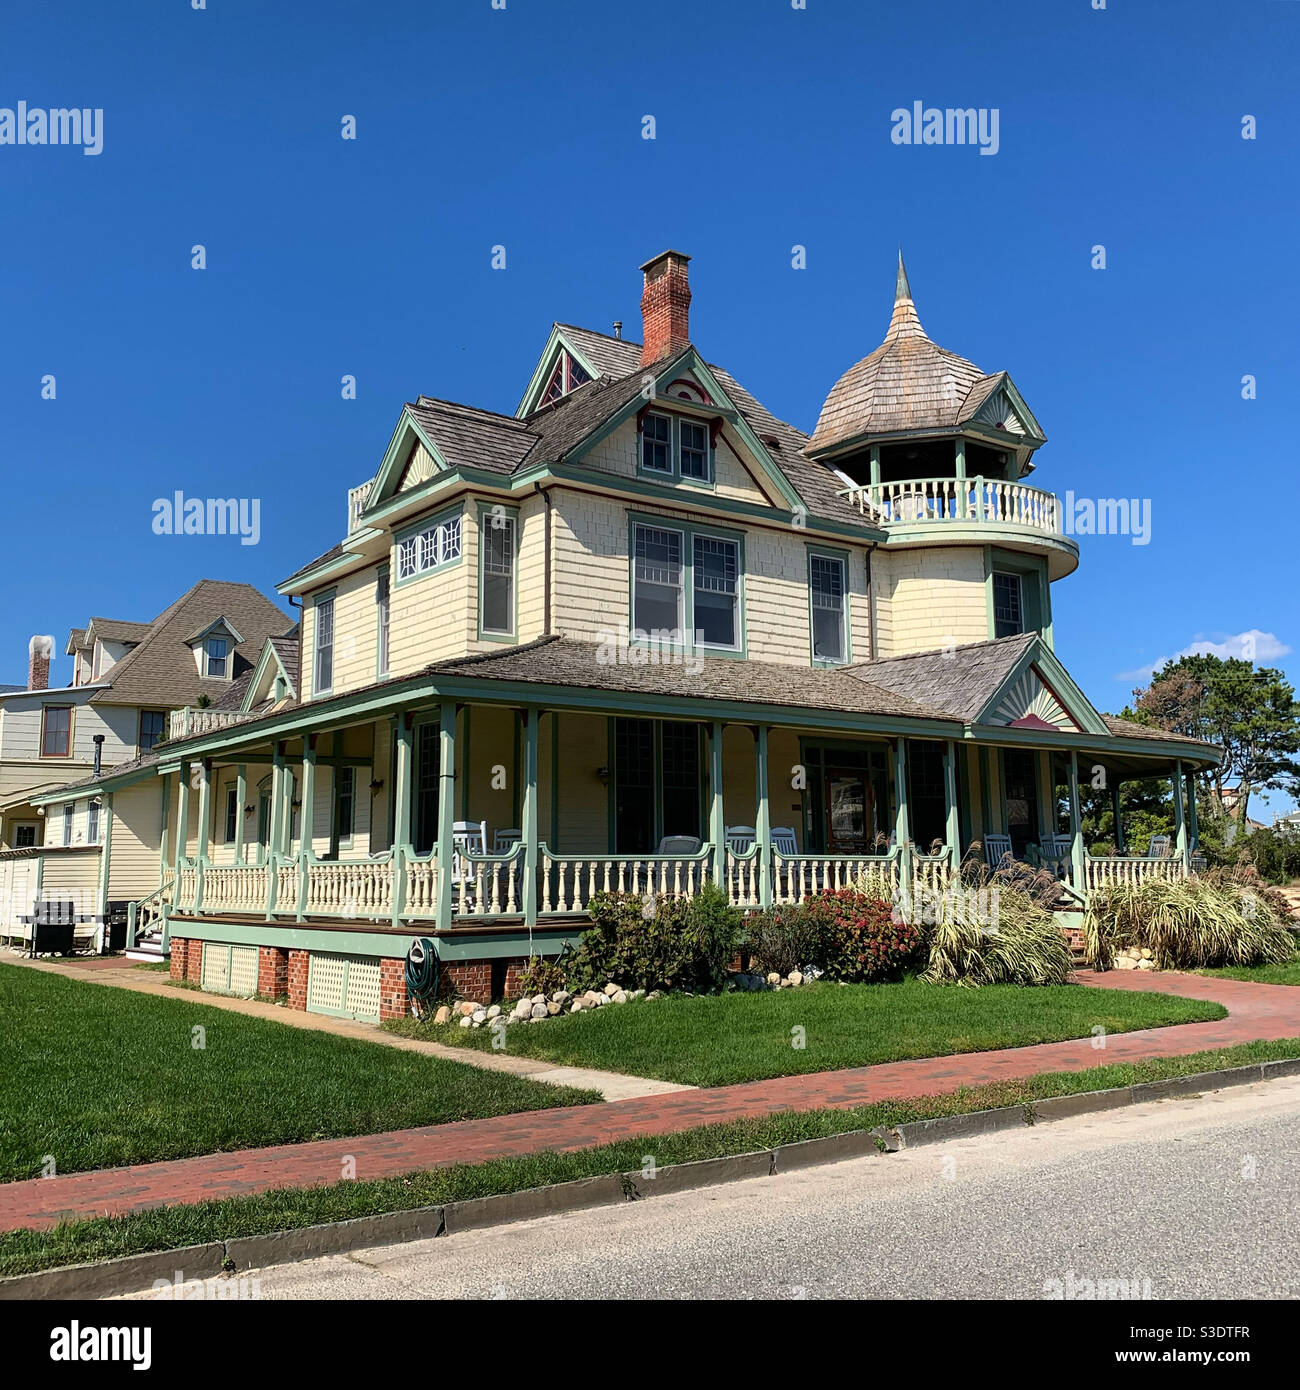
130, 1075, 1300, 1301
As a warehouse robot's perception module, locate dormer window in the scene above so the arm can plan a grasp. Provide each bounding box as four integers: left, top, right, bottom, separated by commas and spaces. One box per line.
638, 410, 714, 485
541, 352, 592, 405
204, 638, 228, 678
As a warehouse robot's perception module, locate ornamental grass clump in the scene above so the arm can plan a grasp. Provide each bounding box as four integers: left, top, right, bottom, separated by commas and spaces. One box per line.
1084, 875, 1295, 972
921, 881, 1073, 987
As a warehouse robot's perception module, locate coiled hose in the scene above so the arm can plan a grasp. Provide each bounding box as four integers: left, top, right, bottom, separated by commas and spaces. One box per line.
405, 937, 440, 1020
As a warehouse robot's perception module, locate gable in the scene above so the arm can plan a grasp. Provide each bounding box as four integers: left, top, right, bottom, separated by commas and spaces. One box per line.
989, 665, 1079, 732
971, 385, 1027, 436
396, 438, 440, 493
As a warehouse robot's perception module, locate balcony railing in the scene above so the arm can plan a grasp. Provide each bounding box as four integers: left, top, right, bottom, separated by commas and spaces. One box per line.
840, 475, 1062, 535
168, 707, 255, 741
348, 478, 375, 533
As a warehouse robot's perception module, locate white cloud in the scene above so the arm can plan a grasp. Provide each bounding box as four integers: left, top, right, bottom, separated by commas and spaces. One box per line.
1115, 629, 1292, 684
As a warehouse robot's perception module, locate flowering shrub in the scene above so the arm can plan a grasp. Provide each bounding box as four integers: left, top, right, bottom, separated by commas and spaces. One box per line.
801, 887, 923, 982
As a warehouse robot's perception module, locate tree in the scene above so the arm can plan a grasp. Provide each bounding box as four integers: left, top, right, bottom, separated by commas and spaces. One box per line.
1128, 655, 1300, 833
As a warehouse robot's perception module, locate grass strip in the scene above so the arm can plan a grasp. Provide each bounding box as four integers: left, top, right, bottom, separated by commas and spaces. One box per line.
4, 1035, 1297, 1278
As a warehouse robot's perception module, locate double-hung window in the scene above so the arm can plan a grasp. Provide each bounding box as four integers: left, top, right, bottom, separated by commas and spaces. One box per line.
480, 512, 517, 636
87, 798, 101, 845
679, 420, 710, 481
992, 572, 1024, 638
692, 535, 740, 650
314, 596, 335, 693
641, 413, 672, 474
633, 525, 684, 636
41, 705, 72, 757
334, 766, 355, 847
139, 709, 166, 752
205, 638, 228, 678
62, 804, 74, 845
397, 512, 462, 582
810, 553, 848, 665
376, 566, 390, 674
224, 786, 239, 843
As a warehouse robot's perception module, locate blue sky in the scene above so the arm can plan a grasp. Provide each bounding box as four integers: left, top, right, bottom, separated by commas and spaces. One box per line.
1, 0, 1296, 812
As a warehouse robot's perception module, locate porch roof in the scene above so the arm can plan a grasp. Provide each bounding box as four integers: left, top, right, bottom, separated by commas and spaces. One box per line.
847, 632, 1038, 721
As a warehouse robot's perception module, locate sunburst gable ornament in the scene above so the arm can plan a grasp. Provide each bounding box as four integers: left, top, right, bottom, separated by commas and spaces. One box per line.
993, 668, 1078, 732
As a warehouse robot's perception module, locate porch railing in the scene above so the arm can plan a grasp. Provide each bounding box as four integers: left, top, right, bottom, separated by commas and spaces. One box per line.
539, 843, 712, 916
167, 707, 256, 741
302, 853, 395, 919
202, 863, 269, 916
771, 847, 904, 905
840, 475, 1062, 536
1083, 855, 1186, 893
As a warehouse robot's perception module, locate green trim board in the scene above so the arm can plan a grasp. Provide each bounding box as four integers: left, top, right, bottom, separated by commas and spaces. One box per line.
241, 639, 297, 713
362, 408, 451, 518
309, 588, 337, 698
392, 502, 466, 590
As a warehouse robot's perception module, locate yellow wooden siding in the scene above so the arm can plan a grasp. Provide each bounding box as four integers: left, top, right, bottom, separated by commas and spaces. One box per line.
550, 712, 609, 853
40, 846, 102, 914
460, 704, 519, 843
875, 546, 987, 657
515, 492, 547, 642
106, 782, 164, 900
385, 539, 475, 678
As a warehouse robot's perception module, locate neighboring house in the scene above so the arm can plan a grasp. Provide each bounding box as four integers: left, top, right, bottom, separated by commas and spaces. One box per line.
0, 581, 292, 943
33, 251, 1218, 1015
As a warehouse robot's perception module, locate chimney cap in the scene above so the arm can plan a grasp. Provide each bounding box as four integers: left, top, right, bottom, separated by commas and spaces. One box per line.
28, 635, 54, 661
639, 248, 692, 275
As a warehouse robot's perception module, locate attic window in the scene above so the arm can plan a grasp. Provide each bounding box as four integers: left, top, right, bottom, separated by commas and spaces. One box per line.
204, 637, 228, 679
542, 352, 592, 406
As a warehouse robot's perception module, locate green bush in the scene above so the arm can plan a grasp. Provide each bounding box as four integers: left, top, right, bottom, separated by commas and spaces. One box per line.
801, 888, 923, 983
744, 904, 823, 978
566, 884, 742, 994
516, 955, 568, 998
1084, 875, 1295, 971
1233, 827, 1300, 885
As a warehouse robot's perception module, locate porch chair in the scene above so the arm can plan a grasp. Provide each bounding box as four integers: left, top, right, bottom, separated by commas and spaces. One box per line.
724, 825, 756, 853
770, 826, 799, 897
653, 835, 703, 893
1146, 835, 1172, 859
450, 820, 488, 890
492, 828, 523, 903
493, 828, 521, 854
1038, 833, 1073, 880
982, 833, 1014, 870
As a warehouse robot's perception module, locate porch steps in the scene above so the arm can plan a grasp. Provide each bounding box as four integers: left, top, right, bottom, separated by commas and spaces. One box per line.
125, 931, 168, 963
1053, 909, 1087, 965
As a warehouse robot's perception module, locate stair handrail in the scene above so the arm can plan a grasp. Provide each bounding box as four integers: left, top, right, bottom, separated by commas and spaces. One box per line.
126, 876, 175, 950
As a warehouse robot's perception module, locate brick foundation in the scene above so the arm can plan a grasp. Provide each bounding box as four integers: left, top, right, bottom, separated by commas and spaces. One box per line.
169, 938, 188, 981
258, 946, 289, 999
440, 955, 531, 1005
380, 957, 408, 1020
287, 949, 309, 1011
185, 940, 203, 985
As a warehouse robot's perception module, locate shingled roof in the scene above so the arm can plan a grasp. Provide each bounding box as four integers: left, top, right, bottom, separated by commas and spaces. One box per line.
847, 632, 1038, 723
808, 253, 998, 456
87, 579, 294, 708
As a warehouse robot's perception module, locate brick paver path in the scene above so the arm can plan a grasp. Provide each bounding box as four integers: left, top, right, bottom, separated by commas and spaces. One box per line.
4, 970, 1298, 1233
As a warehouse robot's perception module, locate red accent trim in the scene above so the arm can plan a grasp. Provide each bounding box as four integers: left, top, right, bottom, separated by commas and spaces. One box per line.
1009, 713, 1058, 731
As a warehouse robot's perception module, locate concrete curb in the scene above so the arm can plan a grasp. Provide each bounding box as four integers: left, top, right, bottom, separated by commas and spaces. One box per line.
4, 1054, 1297, 1299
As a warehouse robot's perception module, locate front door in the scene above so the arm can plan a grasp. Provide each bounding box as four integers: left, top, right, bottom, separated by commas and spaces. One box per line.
1002, 749, 1041, 859
825, 769, 871, 853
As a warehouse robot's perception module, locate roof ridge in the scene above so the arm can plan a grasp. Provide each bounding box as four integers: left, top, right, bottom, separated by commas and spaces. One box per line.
410, 396, 538, 430
851, 631, 1036, 670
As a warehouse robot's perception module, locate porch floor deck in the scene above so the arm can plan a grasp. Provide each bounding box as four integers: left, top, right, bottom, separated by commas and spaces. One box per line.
164, 913, 589, 936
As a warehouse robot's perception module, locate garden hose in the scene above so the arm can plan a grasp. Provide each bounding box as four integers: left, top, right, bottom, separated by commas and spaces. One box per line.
405, 937, 440, 1020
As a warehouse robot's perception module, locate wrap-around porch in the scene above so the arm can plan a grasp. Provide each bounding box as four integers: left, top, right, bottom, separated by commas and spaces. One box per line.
140, 695, 1204, 949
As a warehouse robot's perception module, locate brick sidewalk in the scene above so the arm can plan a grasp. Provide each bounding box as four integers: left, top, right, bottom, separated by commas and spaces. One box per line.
4, 970, 1298, 1234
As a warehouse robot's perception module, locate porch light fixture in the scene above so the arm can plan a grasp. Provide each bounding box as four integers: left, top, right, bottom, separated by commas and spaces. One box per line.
596, 766, 610, 785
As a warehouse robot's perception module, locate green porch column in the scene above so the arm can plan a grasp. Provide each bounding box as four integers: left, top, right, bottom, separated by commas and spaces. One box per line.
709, 720, 726, 886
1067, 751, 1084, 890
1172, 759, 1188, 867
173, 761, 190, 881
869, 445, 881, 487
954, 438, 967, 518
233, 765, 247, 865
266, 744, 284, 919
894, 737, 912, 894
1111, 777, 1125, 855
96, 792, 114, 927
194, 762, 211, 912
435, 703, 458, 931
522, 707, 540, 928
755, 724, 772, 908
391, 716, 412, 928
296, 737, 316, 921
1185, 769, 1199, 858
943, 740, 960, 871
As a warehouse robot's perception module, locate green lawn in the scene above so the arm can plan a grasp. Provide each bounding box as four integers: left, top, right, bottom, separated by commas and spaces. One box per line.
1198, 953, 1300, 986
3, 1035, 1296, 1278
383, 977, 1226, 1087
0, 963, 598, 1183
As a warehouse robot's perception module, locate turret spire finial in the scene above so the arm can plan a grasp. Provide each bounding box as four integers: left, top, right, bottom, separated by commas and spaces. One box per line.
895, 247, 912, 304
887, 248, 924, 339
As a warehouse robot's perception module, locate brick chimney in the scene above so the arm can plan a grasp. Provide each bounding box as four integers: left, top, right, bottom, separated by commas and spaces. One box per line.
27, 635, 52, 691
639, 250, 692, 365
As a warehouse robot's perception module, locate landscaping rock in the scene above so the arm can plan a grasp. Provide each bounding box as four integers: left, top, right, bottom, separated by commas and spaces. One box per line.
459, 1015, 472, 1029
646, 990, 662, 1000
552, 990, 570, 1005
530, 1002, 549, 1020
729, 972, 767, 992
432, 1005, 451, 1026
486, 1004, 501, 1019
532, 994, 547, 1007
547, 1001, 562, 1016
788, 971, 803, 987
611, 990, 628, 1005
458, 1000, 477, 1017
472, 1009, 487, 1024
603, 983, 620, 997
570, 1000, 583, 1013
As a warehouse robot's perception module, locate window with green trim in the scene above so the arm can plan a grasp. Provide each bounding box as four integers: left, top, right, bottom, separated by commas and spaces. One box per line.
314, 596, 334, 692
397, 513, 461, 581
376, 566, 390, 675
638, 412, 713, 484
992, 572, 1023, 638
692, 535, 739, 649
480, 512, 516, 635
633, 524, 684, 634
809, 553, 847, 664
